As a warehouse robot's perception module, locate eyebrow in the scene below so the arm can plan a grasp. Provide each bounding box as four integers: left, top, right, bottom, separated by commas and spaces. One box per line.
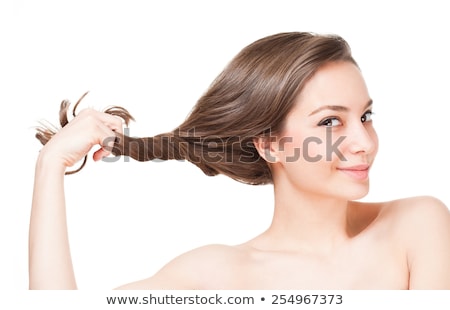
308, 99, 373, 116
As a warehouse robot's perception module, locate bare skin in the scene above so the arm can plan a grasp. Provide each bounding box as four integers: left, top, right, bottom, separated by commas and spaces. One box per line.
117, 197, 450, 290
29, 62, 450, 290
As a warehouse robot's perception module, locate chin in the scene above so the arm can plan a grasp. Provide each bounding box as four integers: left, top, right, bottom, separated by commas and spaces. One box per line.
338, 182, 370, 201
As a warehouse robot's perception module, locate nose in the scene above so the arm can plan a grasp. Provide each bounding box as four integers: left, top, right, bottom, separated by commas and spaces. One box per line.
347, 122, 378, 155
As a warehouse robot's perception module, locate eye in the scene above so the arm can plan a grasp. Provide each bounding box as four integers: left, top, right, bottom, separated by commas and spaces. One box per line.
361, 110, 374, 123
318, 117, 342, 127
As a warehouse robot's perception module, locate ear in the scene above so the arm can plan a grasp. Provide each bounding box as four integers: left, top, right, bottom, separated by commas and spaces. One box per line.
253, 136, 280, 163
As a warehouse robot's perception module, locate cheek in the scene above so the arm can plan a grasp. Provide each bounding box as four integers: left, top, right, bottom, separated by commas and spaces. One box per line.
277, 131, 330, 164
301, 136, 329, 163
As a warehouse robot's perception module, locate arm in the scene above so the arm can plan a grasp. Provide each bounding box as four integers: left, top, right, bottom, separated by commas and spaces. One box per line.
29, 156, 76, 289
28, 109, 122, 289
28, 107, 218, 290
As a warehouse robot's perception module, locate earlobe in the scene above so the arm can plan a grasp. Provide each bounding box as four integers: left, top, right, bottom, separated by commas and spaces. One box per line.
253, 137, 279, 163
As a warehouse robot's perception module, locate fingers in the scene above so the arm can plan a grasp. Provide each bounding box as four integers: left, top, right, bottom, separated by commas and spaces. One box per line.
37, 100, 132, 173
76, 108, 124, 134
64, 108, 125, 162
93, 147, 111, 162
89, 112, 123, 160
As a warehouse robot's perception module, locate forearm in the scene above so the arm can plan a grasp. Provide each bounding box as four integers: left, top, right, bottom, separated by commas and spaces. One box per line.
29, 154, 77, 289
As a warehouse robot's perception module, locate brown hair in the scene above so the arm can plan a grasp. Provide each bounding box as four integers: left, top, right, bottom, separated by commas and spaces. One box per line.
36, 32, 356, 184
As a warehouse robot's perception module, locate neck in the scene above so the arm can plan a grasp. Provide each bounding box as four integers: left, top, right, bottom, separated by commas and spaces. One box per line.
262, 182, 354, 254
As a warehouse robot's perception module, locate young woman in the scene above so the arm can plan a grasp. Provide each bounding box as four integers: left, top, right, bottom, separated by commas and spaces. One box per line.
29, 32, 450, 289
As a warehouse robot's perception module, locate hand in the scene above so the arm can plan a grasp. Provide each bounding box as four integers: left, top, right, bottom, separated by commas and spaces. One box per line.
38, 108, 124, 171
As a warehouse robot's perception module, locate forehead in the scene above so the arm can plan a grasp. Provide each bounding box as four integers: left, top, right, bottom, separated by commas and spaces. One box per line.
294, 61, 370, 113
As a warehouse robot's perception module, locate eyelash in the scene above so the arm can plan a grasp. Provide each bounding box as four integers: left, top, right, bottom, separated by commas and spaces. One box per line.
361, 110, 374, 123
318, 110, 374, 127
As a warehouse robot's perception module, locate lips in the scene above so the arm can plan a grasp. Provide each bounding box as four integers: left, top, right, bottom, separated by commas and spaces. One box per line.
336, 164, 370, 180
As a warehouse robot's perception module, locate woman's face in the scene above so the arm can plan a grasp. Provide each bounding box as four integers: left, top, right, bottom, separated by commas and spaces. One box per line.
273, 61, 378, 200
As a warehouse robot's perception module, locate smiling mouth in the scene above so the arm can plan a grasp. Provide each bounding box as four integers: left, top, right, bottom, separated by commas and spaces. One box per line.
336, 165, 370, 180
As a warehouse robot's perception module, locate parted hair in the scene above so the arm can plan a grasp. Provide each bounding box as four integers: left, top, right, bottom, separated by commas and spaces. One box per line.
36, 32, 356, 184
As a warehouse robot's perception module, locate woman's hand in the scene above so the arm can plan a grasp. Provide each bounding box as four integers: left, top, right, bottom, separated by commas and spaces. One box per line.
38, 108, 124, 171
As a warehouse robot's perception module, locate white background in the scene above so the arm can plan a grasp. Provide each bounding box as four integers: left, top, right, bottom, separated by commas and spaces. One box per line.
0, 0, 449, 290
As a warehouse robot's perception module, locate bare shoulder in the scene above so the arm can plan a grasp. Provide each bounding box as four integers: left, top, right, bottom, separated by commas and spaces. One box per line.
381, 196, 450, 228
351, 196, 450, 289
376, 196, 450, 289
352, 195, 449, 227
116, 244, 245, 290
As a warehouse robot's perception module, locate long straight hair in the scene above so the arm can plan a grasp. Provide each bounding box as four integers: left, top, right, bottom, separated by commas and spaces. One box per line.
36, 32, 356, 184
